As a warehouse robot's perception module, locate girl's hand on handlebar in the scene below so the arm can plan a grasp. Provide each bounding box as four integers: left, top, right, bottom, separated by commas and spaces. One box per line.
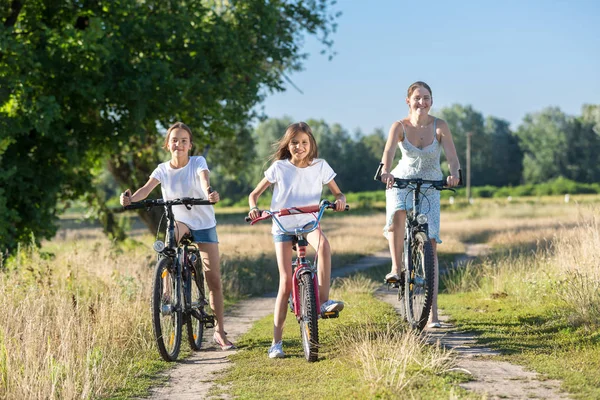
120, 189, 132, 206
208, 189, 220, 203
446, 175, 460, 187
380, 173, 395, 189
334, 197, 346, 212
248, 207, 261, 220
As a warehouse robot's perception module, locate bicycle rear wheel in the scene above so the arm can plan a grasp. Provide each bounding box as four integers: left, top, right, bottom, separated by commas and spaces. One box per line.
187, 260, 206, 350
404, 232, 435, 331
152, 257, 182, 361
299, 272, 319, 362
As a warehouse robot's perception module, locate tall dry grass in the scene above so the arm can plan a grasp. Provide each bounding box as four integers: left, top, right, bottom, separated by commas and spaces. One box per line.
338, 323, 455, 392
332, 278, 455, 394
331, 275, 456, 394
551, 210, 600, 327
442, 205, 600, 329
0, 237, 154, 399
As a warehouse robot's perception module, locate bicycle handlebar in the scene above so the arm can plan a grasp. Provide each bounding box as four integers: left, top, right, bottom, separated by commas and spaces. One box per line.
244, 200, 350, 234
123, 197, 214, 211
373, 162, 463, 188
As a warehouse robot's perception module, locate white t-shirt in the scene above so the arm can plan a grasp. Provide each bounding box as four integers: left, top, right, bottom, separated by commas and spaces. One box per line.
150, 156, 216, 230
265, 158, 336, 234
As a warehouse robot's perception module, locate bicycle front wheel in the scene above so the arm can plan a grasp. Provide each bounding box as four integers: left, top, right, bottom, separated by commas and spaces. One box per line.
404, 232, 435, 331
299, 272, 319, 362
187, 261, 206, 350
152, 257, 182, 361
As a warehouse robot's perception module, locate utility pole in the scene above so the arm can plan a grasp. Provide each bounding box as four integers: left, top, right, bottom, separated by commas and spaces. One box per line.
466, 132, 472, 201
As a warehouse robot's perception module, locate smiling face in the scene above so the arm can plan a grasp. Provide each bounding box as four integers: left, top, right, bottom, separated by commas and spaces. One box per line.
167, 128, 192, 157
288, 132, 311, 166
406, 86, 433, 116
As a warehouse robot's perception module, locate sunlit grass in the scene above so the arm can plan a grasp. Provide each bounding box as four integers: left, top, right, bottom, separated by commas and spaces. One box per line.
216, 275, 465, 399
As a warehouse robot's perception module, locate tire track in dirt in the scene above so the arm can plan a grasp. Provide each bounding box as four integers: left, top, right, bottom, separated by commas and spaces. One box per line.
144, 246, 570, 399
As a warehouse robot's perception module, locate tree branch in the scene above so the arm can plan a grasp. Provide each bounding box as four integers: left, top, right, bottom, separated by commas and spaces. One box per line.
4, 0, 23, 27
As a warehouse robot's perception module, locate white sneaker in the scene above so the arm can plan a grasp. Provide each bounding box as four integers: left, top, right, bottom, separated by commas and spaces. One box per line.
268, 341, 285, 359
320, 299, 344, 313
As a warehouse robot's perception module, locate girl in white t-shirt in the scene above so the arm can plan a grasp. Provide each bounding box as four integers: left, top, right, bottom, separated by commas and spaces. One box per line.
248, 122, 347, 359
119, 122, 234, 350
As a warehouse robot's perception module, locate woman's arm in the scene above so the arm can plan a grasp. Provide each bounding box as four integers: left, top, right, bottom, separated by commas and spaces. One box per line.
438, 120, 461, 187
380, 121, 403, 189
120, 178, 160, 206
199, 170, 220, 203
326, 179, 347, 211
248, 177, 272, 219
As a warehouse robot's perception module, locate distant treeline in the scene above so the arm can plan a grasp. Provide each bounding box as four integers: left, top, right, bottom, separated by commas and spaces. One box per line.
211, 104, 600, 205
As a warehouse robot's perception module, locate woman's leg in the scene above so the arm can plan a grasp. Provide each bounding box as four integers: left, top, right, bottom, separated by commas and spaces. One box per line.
429, 240, 439, 323
197, 242, 231, 345
273, 241, 294, 344
306, 229, 331, 303
387, 210, 406, 276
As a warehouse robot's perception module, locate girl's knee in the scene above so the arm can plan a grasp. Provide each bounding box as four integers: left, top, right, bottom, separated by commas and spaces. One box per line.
278, 280, 292, 298
318, 237, 331, 254
206, 277, 223, 293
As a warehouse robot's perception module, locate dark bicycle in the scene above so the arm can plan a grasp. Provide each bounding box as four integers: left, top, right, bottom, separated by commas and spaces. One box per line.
375, 163, 461, 330
246, 200, 349, 362
123, 197, 216, 361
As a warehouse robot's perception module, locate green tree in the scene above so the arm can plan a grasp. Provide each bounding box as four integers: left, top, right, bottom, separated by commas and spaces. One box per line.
484, 116, 522, 186
514, 107, 600, 184
438, 104, 485, 184
0, 0, 339, 251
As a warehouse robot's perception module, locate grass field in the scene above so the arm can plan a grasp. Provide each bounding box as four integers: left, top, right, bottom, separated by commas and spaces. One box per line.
1, 195, 599, 398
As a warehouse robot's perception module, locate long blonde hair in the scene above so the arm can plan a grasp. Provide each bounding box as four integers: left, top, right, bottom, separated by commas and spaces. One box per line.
270, 122, 318, 163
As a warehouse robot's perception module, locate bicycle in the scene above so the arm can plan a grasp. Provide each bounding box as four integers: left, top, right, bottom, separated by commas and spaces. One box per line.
123, 197, 216, 361
374, 163, 461, 330
245, 200, 349, 362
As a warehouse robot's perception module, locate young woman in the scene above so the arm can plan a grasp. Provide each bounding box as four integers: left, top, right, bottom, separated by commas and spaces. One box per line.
379, 82, 461, 328
248, 122, 346, 358
120, 122, 234, 350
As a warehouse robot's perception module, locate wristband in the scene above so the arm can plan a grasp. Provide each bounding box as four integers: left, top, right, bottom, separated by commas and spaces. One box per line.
249, 206, 259, 212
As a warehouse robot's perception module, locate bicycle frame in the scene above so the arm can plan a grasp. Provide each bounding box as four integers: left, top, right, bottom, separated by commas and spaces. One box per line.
248, 202, 332, 317
123, 197, 215, 360
374, 163, 461, 330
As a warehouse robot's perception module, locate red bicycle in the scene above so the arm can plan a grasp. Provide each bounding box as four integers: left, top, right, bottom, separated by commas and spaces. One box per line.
246, 199, 349, 362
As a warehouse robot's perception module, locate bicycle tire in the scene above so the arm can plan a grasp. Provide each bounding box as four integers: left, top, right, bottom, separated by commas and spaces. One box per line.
299, 272, 319, 362
152, 257, 183, 361
404, 232, 435, 331
186, 259, 206, 351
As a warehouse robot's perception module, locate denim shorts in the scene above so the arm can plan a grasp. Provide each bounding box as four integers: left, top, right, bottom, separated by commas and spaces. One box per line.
189, 226, 219, 243
272, 222, 319, 243
273, 233, 296, 243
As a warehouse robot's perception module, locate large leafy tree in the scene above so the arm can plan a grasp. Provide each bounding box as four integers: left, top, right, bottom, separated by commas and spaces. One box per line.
0, 0, 339, 251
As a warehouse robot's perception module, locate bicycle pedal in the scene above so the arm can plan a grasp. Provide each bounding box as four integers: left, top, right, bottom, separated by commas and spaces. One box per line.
203, 315, 216, 328
321, 310, 339, 319
385, 281, 400, 290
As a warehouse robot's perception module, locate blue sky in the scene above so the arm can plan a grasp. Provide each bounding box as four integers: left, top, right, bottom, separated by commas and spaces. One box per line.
258, 0, 600, 135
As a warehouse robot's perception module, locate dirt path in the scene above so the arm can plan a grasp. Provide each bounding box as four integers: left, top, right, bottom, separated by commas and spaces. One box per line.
144, 246, 570, 399
376, 290, 569, 399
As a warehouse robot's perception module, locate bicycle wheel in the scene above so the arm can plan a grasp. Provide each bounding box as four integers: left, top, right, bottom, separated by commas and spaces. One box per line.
152, 257, 182, 361
187, 259, 206, 350
404, 232, 435, 331
298, 272, 319, 362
